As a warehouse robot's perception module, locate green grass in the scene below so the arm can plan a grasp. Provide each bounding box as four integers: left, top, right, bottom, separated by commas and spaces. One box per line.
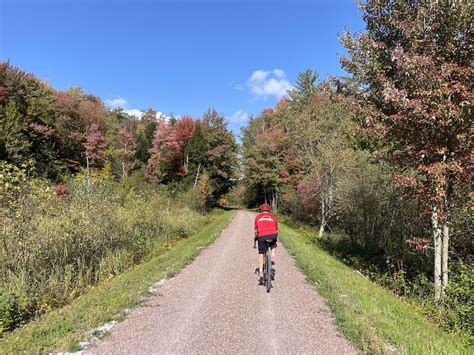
279, 223, 470, 354
0, 209, 236, 353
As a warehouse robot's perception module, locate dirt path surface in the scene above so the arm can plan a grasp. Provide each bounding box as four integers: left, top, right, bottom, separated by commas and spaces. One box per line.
85, 210, 356, 354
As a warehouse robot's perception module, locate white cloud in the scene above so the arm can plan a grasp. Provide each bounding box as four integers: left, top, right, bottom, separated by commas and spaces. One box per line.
107, 97, 176, 121
247, 69, 292, 99
228, 110, 249, 124
124, 109, 144, 118
273, 69, 285, 78
106, 97, 128, 108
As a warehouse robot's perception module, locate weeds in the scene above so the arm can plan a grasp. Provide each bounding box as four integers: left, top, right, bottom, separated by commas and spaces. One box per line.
0, 166, 208, 334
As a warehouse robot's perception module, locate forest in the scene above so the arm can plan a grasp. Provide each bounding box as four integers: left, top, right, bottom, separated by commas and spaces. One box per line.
0, 0, 472, 346
240, 1, 472, 343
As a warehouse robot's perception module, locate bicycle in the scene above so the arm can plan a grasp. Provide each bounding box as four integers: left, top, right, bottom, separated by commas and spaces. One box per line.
254, 239, 275, 293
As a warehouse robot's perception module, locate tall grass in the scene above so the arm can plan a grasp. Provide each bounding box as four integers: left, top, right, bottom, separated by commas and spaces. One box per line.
0, 176, 208, 334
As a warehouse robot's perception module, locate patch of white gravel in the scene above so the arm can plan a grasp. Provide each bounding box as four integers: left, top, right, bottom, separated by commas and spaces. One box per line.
61, 320, 118, 354
148, 278, 167, 294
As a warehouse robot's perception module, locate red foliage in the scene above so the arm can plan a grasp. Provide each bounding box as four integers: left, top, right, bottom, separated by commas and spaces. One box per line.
173, 116, 195, 147
406, 238, 433, 251
78, 97, 107, 127
263, 108, 274, 114
54, 184, 70, 197
30, 123, 55, 138
117, 128, 136, 150
279, 170, 290, 184
83, 123, 107, 166
297, 177, 319, 210
277, 98, 287, 106
147, 117, 192, 182
56, 91, 77, 111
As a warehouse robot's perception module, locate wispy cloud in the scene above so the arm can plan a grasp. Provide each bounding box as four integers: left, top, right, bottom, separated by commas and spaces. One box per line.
247, 69, 292, 100
228, 110, 249, 124
230, 81, 245, 92
106, 97, 128, 108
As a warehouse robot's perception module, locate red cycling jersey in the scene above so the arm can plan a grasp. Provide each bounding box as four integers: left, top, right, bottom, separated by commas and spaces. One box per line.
254, 212, 278, 238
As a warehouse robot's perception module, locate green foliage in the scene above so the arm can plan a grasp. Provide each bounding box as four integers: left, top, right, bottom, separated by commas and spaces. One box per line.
197, 172, 213, 212
0, 170, 208, 334
279, 223, 468, 353
288, 69, 318, 102
134, 111, 157, 164
0, 210, 235, 353
201, 109, 238, 201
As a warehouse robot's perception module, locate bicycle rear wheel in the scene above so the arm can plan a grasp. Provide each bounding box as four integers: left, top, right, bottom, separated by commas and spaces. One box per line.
265, 250, 272, 293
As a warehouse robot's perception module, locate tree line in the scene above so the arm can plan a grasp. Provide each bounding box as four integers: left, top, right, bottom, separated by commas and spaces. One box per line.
0, 62, 238, 333
241, 0, 471, 341
0, 62, 238, 208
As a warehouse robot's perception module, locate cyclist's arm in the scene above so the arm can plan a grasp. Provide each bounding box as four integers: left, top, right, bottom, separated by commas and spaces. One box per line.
254, 217, 258, 240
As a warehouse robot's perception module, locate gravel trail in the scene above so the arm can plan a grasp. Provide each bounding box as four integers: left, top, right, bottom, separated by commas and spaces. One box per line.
85, 210, 356, 354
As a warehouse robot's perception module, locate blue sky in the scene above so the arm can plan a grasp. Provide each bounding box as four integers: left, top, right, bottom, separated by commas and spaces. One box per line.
0, 0, 365, 135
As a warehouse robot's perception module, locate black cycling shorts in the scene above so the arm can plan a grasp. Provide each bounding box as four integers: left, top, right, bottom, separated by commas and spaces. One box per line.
257, 234, 278, 254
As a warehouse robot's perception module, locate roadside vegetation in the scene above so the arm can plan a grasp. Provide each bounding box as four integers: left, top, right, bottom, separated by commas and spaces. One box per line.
0, 62, 239, 336
0, 210, 235, 353
279, 223, 468, 354
240, 1, 472, 345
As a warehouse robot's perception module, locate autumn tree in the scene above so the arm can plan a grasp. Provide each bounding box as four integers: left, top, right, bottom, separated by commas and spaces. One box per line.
241, 112, 286, 209
173, 116, 195, 175
83, 123, 107, 171
147, 116, 195, 182
291, 91, 356, 237
341, 0, 473, 299
0, 63, 60, 178
116, 128, 137, 178
147, 119, 177, 182
200, 109, 238, 202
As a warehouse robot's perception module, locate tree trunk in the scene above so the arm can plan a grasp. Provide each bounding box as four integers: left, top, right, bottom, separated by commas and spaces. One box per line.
319, 199, 327, 238
440, 177, 453, 299
432, 206, 442, 301
193, 163, 201, 189
318, 174, 334, 239
271, 191, 278, 211
441, 221, 449, 298
122, 161, 127, 178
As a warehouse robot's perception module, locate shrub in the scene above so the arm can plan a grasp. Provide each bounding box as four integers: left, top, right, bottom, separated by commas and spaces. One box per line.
0, 169, 207, 334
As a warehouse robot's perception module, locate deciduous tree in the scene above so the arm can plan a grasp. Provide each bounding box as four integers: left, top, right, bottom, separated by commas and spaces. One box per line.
340, 0, 473, 299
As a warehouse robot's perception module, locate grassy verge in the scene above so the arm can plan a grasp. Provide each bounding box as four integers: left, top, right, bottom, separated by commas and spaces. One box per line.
279, 223, 469, 354
0, 209, 236, 353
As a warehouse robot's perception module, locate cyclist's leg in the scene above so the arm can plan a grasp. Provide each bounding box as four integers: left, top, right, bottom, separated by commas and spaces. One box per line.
257, 238, 265, 280
270, 234, 277, 264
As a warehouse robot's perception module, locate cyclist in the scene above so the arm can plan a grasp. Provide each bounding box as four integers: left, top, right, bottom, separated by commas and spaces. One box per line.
254, 203, 278, 284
